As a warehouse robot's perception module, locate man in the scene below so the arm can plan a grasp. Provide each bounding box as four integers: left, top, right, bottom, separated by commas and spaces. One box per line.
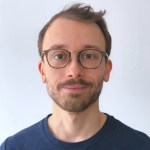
0, 3, 150, 150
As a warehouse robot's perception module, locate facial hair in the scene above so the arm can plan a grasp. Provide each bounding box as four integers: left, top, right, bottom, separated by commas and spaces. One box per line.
46, 78, 103, 112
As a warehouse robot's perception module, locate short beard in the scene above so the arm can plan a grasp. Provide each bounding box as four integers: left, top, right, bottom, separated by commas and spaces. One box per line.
46, 78, 103, 112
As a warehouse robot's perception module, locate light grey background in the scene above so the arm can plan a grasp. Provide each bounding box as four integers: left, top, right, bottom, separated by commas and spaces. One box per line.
0, 0, 150, 143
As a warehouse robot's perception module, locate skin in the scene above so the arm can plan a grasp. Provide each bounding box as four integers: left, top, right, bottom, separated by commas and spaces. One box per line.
38, 17, 112, 142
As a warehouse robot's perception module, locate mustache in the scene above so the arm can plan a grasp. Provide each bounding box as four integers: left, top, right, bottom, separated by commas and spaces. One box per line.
57, 79, 93, 89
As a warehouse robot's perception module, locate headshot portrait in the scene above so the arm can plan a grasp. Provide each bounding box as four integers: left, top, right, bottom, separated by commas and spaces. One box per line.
0, 0, 150, 149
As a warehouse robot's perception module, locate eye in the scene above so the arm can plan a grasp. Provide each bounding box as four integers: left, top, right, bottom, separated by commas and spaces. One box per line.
51, 50, 68, 60
84, 53, 94, 59
82, 51, 98, 60
54, 53, 64, 60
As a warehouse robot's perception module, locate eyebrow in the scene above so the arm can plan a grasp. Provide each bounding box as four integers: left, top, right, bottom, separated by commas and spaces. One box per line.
82, 44, 102, 50
43, 44, 66, 50
45, 44, 102, 51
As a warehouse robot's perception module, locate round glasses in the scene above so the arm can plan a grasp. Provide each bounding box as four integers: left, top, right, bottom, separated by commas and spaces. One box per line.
41, 48, 108, 69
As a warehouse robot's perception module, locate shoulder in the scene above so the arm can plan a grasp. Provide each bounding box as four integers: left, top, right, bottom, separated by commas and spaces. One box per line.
0, 116, 48, 150
107, 114, 150, 148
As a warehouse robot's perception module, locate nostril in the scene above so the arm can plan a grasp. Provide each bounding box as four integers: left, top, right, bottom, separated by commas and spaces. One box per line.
66, 64, 84, 78
68, 74, 82, 78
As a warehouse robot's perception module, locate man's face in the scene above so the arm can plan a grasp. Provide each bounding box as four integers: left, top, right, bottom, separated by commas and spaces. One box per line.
39, 18, 112, 112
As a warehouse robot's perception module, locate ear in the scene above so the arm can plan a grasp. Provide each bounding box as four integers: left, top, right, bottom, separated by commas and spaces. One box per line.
103, 60, 112, 82
38, 61, 46, 83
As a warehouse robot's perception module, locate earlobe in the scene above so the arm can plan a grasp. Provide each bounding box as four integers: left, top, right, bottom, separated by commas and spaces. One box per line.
38, 61, 46, 83
103, 60, 112, 82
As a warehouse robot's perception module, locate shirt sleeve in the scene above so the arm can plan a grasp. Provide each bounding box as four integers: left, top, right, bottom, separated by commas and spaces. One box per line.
0, 140, 6, 150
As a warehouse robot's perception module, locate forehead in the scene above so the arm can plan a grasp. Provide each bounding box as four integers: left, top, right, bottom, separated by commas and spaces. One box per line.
43, 17, 106, 51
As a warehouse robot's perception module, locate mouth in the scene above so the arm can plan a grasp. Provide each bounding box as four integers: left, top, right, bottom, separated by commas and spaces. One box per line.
62, 85, 87, 93
57, 79, 93, 94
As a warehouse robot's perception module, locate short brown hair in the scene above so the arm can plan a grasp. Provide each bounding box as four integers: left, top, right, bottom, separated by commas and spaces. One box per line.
38, 3, 111, 57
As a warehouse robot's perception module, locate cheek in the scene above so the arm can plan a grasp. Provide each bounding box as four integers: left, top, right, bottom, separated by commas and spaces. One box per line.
45, 69, 64, 86
85, 70, 104, 87
92, 68, 105, 80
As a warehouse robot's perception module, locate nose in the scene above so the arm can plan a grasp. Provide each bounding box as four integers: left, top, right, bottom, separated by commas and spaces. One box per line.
66, 55, 85, 78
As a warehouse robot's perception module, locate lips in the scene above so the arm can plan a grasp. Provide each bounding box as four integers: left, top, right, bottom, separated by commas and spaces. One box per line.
61, 84, 87, 93
57, 79, 93, 93
63, 85, 86, 89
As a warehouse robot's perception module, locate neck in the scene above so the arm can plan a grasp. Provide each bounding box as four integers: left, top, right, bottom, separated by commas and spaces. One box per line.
48, 101, 107, 142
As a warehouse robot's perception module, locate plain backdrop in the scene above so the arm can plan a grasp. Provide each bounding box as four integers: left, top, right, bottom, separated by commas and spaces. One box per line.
0, 0, 150, 143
